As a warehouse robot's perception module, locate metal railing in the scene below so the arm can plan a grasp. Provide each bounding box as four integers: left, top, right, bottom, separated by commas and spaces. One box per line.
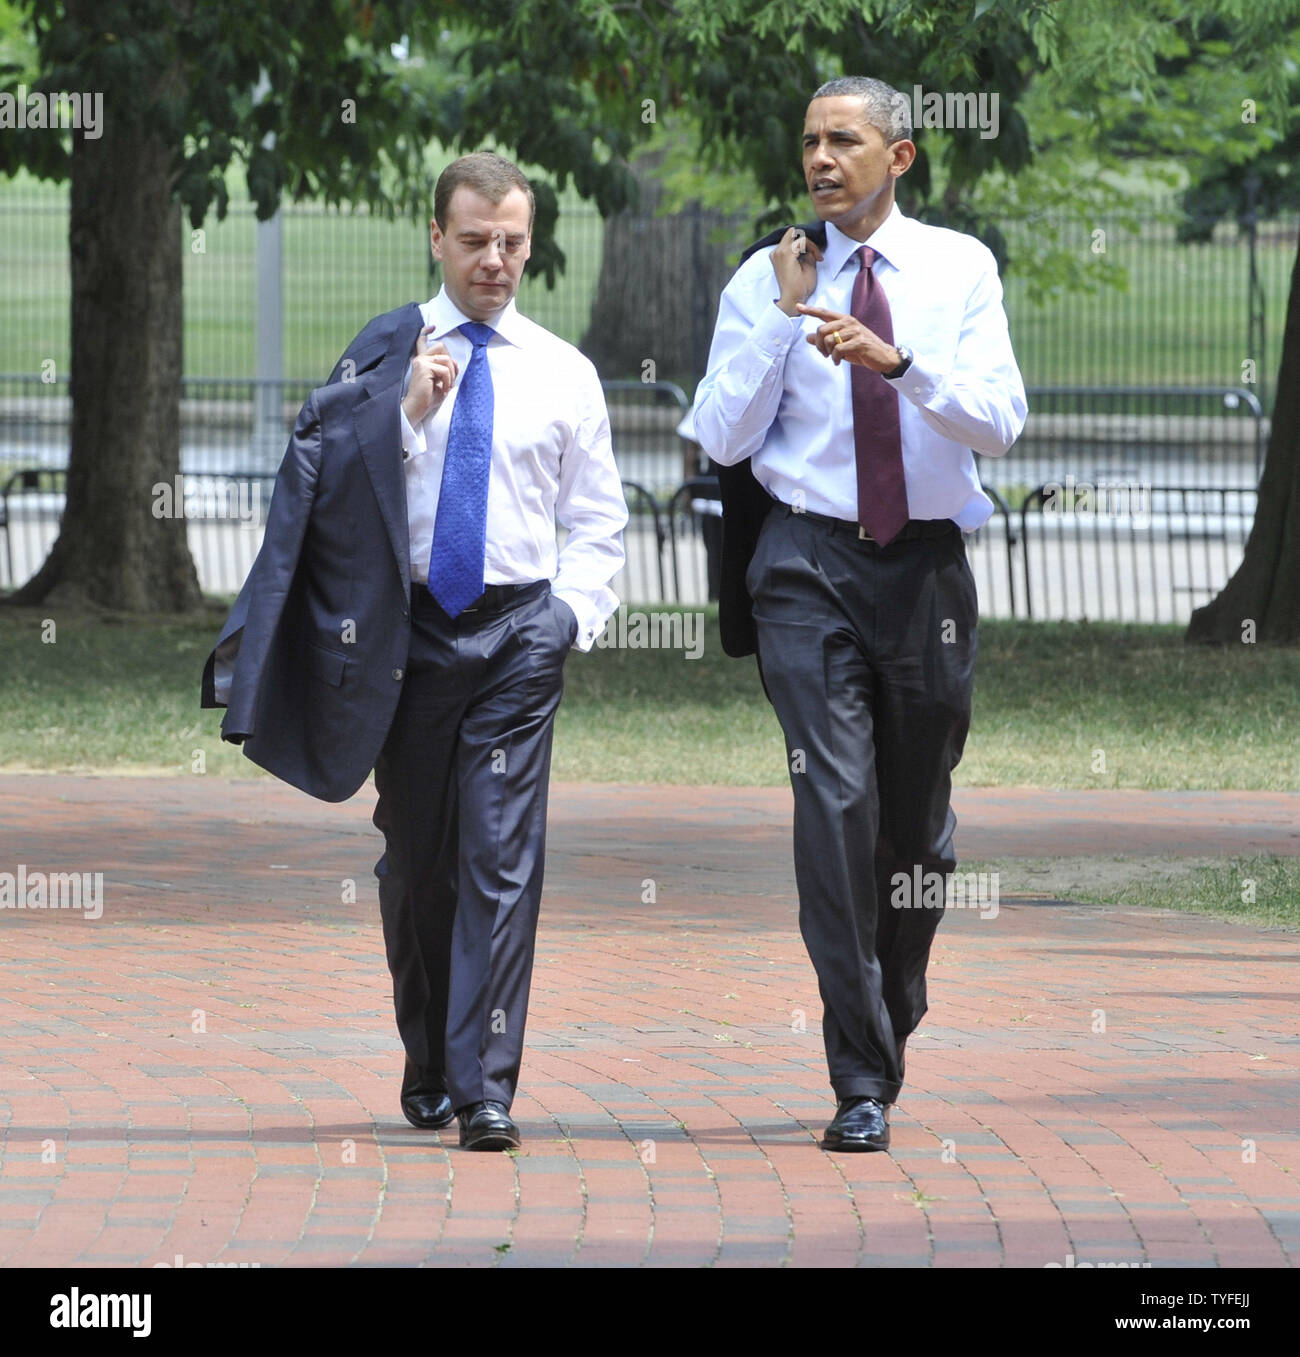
969, 484, 1019, 620
1, 466, 65, 591
0, 377, 1272, 619
617, 479, 668, 605
1018, 483, 1257, 622
0, 464, 1264, 623
665, 477, 722, 605
1006, 385, 1265, 491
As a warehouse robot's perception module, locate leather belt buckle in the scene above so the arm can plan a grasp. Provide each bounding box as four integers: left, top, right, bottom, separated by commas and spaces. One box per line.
858, 526, 874, 542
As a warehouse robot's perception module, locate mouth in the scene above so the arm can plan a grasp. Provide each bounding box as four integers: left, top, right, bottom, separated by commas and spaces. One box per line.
810, 179, 840, 197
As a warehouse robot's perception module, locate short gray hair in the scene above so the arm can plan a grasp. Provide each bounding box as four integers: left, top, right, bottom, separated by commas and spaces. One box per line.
811, 76, 912, 143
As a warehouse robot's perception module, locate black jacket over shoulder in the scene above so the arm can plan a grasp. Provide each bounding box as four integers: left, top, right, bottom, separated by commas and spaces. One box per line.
715, 220, 826, 658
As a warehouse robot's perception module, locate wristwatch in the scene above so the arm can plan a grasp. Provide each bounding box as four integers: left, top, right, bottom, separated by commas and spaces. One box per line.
883, 343, 913, 380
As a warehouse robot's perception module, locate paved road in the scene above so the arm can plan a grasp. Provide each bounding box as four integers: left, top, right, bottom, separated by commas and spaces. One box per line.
0, 776, 1296, 1267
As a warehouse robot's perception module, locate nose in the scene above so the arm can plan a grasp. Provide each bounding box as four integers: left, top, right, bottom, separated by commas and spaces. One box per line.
482, 233, 505, 270
806, 138, 834, 171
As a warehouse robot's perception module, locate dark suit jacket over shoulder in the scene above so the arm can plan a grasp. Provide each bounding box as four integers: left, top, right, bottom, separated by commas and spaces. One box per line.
200, 302, 425, 802
715, 221, 826, 659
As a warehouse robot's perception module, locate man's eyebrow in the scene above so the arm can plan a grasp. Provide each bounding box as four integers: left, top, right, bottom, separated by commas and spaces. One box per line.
803, 126, 862, 139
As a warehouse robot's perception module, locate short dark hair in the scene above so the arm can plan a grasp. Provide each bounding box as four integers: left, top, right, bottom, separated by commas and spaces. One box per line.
811, 76, 912, 143
434, 151, 535, 232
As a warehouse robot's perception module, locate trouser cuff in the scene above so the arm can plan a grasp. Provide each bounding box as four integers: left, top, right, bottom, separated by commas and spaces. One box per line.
833, 1078, 901, 1106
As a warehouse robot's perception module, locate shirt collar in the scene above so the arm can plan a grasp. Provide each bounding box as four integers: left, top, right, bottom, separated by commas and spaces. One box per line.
423, 286, 527, 347
826, 202, 910, 276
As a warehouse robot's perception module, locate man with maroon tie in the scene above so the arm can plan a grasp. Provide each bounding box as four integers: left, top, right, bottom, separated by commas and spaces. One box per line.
692, 76, 1026, 1151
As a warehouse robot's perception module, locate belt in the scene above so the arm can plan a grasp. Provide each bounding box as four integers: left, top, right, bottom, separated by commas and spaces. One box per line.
411, 579, 548, 614
774, 501, 957, 545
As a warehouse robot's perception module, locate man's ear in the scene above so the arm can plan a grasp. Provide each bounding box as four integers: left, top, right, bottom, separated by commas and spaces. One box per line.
429, 218, 444, 262
889, 139, 917, 178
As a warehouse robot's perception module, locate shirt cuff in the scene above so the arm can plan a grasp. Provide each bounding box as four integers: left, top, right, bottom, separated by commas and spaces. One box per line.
553, 587, 607, 653
886, 351, 942, 407
755, 299, 803, 354
399, 404, 426, 457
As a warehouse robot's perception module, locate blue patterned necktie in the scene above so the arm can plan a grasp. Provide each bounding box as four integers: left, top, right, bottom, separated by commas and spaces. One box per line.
427, 321, 496, 617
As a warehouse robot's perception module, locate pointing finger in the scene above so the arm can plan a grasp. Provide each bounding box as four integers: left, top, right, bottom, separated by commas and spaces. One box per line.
796, 303, 842, 322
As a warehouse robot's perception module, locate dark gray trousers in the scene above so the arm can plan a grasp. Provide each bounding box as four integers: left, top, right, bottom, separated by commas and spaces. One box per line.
747, 505, 978, 1105
371, 580, 575, 1113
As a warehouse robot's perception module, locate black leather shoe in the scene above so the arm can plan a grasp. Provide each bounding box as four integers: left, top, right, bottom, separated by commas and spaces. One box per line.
820, 1097, 890, 1152
400, 1059, 455, 1130
457, 1100, 521, 1151
402, 1090, 455, 1129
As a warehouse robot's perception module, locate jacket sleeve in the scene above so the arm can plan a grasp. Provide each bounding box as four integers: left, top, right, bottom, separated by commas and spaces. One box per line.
199, 391, 324, 740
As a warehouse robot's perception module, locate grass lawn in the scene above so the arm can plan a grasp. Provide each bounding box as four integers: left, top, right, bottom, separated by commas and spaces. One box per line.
0, 171, 606, 379
1, 169, 1295, 392
1, 607, 1296, 791
962, 855, 1300, 930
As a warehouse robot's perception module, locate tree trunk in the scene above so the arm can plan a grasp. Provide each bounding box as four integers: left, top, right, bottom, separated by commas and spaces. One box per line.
8, 78, 200, 613
1187, 244, 1300, 644
581, 152, 745, 386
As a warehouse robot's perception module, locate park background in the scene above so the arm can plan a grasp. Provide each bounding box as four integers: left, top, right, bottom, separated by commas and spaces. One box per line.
2, 0, 1297, 919
0, 0, 1298, 1279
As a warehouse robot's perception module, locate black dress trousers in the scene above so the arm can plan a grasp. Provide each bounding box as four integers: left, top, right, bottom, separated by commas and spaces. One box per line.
371, 580, 577, 1113
747, 504, 978, 1106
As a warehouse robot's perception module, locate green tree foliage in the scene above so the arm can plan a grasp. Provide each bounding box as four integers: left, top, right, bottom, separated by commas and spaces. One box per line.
1, 0, 1297, 616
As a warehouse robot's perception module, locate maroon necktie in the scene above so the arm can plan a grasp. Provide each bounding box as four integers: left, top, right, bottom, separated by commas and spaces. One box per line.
850, 245, 909, 545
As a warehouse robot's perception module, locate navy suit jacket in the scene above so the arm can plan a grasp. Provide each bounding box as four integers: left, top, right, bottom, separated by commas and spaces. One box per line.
200, 303, 426, 802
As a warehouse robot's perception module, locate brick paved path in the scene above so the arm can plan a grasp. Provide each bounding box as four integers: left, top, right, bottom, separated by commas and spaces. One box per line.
1, 776, 1296, 1268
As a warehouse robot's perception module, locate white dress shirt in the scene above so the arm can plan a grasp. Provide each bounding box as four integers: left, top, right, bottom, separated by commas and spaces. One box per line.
691, 204, 1027, 530
399, 287, 628, 650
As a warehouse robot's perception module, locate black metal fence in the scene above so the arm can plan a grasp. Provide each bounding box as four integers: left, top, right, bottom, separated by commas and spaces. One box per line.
1017, 484, 1257, 623
0, 374, 1265, 622
1007, 385, 1264, 491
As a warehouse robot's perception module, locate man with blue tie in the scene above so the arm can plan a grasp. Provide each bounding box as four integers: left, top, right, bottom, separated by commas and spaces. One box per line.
692, 77, 1026, 1152
202, 152, 628, 1150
